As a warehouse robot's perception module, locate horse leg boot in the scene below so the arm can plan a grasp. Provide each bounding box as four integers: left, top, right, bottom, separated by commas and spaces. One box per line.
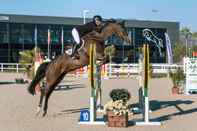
36, 88, 45, 116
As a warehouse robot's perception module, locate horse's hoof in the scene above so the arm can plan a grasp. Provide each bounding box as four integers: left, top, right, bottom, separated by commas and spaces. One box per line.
35, 111, 40, 117
42, 112, 47, 117
35, 106, 41, 116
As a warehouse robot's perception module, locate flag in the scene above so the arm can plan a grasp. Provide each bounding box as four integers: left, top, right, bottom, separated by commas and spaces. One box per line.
165, 32, 173, 64
34, 26, 37, 46
47, 29, 51, 59
61, 27, 64, 54
61, 28, 64, 44
47, 29, 51, 45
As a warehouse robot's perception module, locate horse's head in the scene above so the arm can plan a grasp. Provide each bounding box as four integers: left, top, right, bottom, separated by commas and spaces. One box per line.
102, 20, 131, 44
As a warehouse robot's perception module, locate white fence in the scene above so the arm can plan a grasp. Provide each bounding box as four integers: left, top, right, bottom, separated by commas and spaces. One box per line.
0, 63, 31, 73
0, 63, 183, 77
105, 63, 183, 78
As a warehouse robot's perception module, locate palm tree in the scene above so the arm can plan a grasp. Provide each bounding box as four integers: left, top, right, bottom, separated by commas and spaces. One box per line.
104, 44, 116, 63
19, 47, 42, 79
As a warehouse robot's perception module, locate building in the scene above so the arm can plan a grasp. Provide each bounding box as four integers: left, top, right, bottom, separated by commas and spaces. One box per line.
0, 14, 179, 63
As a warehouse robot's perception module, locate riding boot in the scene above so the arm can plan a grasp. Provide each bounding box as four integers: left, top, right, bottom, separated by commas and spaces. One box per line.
71, 44, 80, 59
71, 44, 79, 57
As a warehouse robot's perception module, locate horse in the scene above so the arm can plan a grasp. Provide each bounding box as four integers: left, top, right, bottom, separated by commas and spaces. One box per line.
27, 20, 131, 117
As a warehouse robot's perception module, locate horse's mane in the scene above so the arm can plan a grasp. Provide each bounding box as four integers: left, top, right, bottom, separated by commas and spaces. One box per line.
105, 19, 117, 24
102, 19, 117, 30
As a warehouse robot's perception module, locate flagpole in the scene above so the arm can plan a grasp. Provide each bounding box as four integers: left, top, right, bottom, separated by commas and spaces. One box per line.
47, 29, 50, 59
61, 27, 64, 54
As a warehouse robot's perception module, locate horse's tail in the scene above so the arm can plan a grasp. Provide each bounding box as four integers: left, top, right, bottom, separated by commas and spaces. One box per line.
27, 62, 50, 95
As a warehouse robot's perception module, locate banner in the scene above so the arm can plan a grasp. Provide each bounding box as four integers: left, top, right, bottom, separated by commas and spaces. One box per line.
34, 26, 37, 48
61, 27, 64, 54
47, 29, 51, 45
165, 32, 173, 64
47, 29, 51, 59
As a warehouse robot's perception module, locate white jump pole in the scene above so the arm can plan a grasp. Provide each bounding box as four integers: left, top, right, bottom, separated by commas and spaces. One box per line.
79, 43, 105, 125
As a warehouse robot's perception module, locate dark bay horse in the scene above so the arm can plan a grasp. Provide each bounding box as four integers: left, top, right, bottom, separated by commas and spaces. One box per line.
27, 20, 131, 116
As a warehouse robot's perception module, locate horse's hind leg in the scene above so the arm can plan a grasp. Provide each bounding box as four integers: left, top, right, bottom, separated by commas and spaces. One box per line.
36, 88, 45, 116
42, 86, 54, 117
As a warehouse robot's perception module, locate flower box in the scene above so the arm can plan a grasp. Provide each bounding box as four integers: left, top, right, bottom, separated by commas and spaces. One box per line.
107, 111, 128, 127
172, 86, 179, 94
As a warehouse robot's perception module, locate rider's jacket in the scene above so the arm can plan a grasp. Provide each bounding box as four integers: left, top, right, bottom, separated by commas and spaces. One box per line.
75, 22, 102, 37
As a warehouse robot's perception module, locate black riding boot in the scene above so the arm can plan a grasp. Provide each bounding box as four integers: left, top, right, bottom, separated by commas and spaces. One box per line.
71, 44, 79, 57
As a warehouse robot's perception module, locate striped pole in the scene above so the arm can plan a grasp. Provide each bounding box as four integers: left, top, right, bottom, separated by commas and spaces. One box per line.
136, 43, 161, 126
79, 43, 105, 125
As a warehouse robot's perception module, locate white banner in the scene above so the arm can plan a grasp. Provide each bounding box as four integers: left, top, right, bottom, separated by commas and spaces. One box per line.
165, 32, 173, 64
185, 58, 197, 94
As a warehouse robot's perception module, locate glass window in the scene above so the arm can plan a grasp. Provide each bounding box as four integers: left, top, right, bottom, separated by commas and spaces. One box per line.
23, 24, 34, 44
63, 26, 74, 44
50, 25, 61, 44
0, 23, 8, 43
37, 24, 48, 45
10, 23, 23, 44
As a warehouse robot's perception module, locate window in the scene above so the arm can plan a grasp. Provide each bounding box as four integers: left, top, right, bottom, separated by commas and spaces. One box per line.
50, 25, 61, 44
10, 23, 23, 44
23, 24, 34, 44
37, 24, 48, 44
63, 26, 74, 44
0, 23, 8, 43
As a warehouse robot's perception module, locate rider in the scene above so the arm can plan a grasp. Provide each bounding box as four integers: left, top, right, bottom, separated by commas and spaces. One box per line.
71, 15, 104, 57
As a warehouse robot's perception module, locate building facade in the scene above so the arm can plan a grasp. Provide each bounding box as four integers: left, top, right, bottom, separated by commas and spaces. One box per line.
0, 14, 179, 63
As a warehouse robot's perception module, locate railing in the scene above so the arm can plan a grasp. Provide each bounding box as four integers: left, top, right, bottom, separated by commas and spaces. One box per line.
0, 63, 31, 73
105, 63, 183, 78
0, 63, 183, 77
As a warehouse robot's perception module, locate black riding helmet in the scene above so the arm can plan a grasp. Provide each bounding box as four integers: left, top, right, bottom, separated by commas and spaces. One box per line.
93, 15, 102, 23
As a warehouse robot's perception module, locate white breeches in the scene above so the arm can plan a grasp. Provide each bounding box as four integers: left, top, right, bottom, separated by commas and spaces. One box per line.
72, 28, 80, 44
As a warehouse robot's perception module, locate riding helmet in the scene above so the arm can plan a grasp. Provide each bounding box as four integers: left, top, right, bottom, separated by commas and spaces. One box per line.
93, 15, 103, 22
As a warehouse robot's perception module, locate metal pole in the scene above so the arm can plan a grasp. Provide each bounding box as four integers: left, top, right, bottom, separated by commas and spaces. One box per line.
83, 10, 89, 24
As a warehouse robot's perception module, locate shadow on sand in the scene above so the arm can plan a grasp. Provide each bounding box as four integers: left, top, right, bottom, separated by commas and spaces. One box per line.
131, 99, 197, 122
54, 84, 85, 91
0, 81, 16, 85
52, 107, 89, 118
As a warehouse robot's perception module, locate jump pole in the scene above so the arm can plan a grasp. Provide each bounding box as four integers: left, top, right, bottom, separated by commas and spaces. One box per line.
79, 43, 105, 125
135, 44, 161, 126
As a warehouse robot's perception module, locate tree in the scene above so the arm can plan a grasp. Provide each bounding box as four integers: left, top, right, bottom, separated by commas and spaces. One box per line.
104, 45, 116, 63
180, 27, 191, 36
173, 43, 186, 63
192, 32, 197, 39
19, 47, 42, 79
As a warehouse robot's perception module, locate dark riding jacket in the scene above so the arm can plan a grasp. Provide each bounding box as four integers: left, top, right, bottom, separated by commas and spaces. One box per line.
75, 22, 102, 37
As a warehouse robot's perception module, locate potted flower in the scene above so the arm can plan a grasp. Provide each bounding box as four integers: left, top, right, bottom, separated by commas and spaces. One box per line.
104, 89, 131, 127
169, 67, 185, 94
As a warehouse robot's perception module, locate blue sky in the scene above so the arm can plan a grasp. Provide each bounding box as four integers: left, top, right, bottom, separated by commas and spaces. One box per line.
0, 0, 196, 31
